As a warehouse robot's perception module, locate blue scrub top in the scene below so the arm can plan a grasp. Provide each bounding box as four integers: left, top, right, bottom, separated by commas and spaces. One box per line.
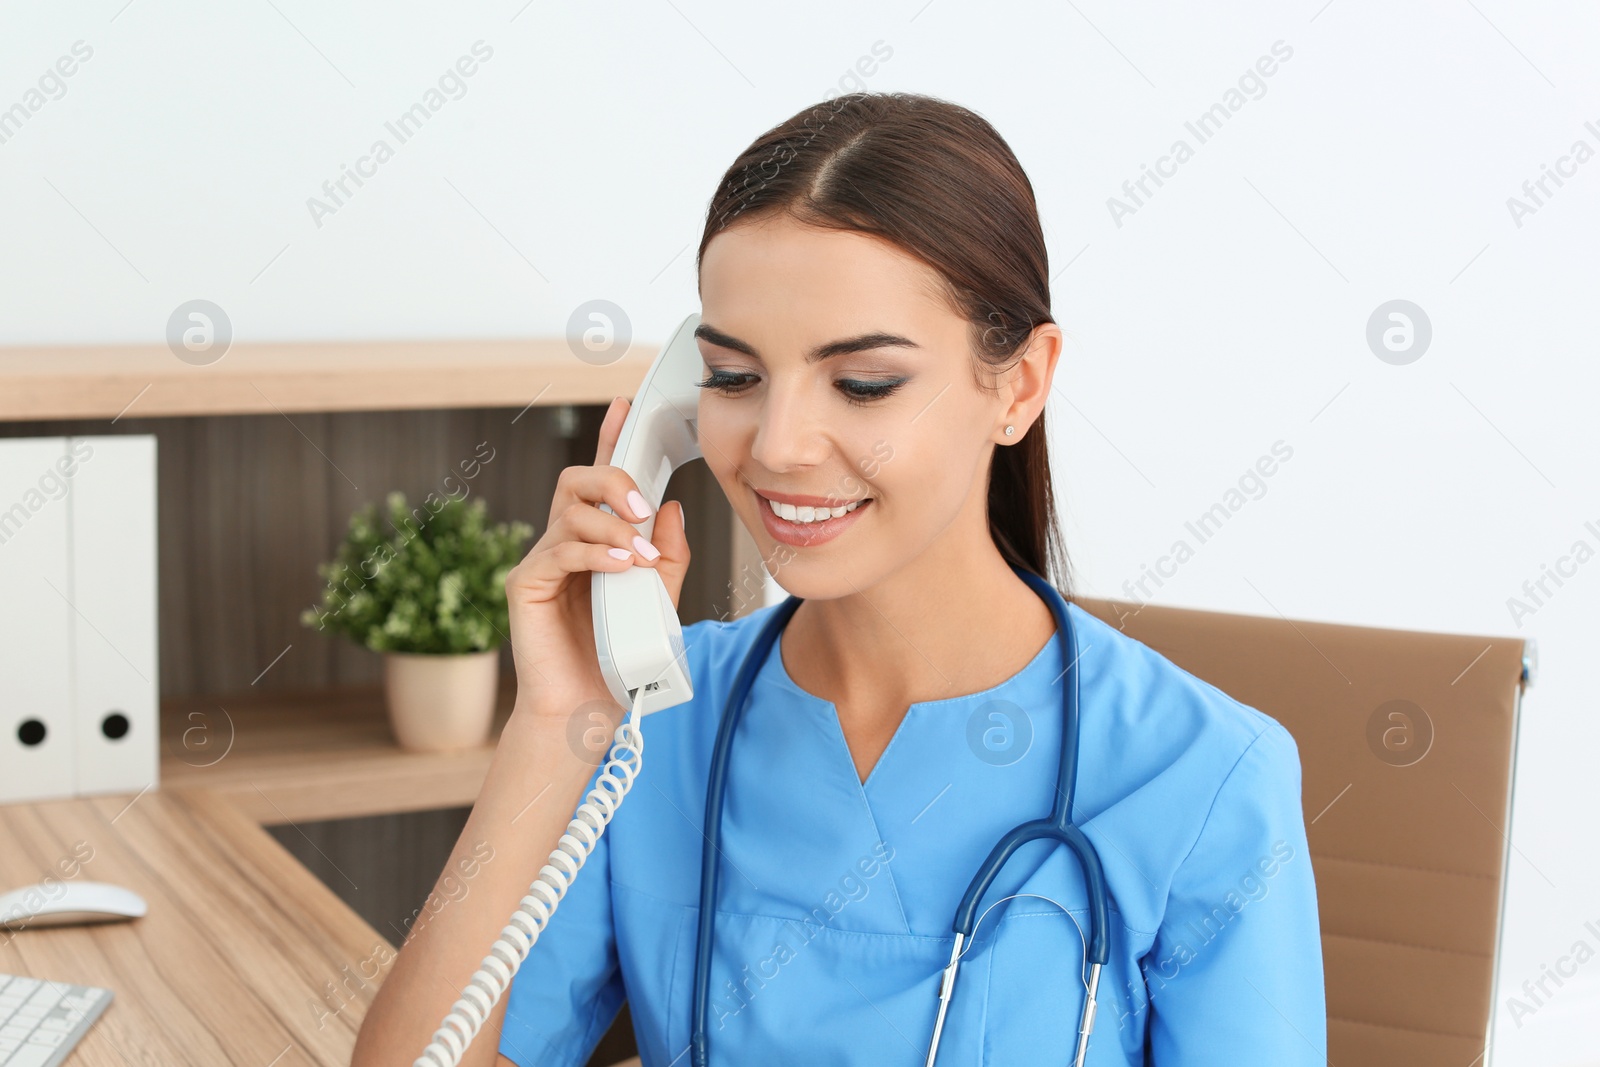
499, 598, 1327, 1065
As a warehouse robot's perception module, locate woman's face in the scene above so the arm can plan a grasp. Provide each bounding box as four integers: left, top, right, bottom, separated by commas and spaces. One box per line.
696, 212, 1040, 601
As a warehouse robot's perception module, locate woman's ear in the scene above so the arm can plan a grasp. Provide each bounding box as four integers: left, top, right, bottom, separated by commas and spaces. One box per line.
995, 322, 1063, 443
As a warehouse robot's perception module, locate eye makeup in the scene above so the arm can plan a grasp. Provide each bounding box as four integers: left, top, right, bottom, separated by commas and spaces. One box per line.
695, 369, 909, 406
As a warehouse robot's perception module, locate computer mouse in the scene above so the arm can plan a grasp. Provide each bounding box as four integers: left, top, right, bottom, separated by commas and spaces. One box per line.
0, 881, 148, 929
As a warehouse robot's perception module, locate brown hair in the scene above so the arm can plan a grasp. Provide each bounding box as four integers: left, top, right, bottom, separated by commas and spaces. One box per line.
696, 90, 1073, 592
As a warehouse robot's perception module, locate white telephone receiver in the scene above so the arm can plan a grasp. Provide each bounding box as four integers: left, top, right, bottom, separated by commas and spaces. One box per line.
412, 312, 706, 1067
592, 310, 704, 716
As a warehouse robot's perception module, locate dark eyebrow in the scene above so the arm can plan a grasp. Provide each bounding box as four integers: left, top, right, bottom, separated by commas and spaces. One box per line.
694, 322, 921, 364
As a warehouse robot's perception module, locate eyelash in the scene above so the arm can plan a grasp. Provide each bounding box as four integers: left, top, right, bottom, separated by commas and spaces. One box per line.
696, 370, 907, 407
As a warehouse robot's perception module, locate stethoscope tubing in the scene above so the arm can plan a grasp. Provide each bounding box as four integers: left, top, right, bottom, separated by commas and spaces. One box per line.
689, 565, 1110, 1067
690, 593, 800, 1067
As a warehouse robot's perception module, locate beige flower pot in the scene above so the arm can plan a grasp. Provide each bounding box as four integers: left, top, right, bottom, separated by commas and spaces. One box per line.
382, 649, 501, 752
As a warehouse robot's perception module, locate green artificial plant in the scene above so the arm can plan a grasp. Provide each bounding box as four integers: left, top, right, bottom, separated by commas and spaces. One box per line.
300, 490, 533, 655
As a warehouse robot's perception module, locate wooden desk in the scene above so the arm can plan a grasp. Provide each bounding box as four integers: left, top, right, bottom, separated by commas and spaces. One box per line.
0, 789, 392, 1065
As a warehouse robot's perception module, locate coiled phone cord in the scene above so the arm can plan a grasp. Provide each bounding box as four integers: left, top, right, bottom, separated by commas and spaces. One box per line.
412, 690, 646, 1067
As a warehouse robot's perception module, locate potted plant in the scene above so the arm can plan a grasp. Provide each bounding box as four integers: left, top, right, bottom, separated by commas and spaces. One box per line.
300, 490, 533, 752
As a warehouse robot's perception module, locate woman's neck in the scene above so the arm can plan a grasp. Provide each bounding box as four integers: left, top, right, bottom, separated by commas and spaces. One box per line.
778, 546, 1057, 723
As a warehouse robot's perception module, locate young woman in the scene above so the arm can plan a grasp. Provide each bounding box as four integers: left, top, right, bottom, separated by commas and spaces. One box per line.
355, 90, 1326, 1067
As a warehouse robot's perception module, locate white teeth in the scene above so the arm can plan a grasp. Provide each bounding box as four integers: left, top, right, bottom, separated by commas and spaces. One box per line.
765, 497, 865, 523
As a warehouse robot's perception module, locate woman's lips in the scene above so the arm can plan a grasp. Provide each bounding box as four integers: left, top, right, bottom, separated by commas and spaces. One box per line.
754, 488, 872, 547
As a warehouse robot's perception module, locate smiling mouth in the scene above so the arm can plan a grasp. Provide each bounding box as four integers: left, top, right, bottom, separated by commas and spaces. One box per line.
756, 495, 869, 524
750, 486, 874, 547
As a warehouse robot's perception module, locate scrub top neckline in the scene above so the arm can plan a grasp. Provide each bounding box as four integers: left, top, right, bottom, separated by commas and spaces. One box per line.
764, 604, 1067, 715
763, 611, 1067, 790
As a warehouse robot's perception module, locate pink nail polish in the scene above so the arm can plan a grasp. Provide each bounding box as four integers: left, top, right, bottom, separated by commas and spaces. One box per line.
633, 535, 660, 561
627, 490, 652, 519
608, 548, 632, 560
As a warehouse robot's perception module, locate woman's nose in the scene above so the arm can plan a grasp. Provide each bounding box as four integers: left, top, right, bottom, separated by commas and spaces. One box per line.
749, 386, 831, 471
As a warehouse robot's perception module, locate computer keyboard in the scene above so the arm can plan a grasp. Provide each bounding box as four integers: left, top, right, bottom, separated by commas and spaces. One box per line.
0, 974, 111, 1067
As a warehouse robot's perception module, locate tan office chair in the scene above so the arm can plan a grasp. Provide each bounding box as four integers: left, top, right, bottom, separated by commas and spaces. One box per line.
1072, 595, 1532, 1067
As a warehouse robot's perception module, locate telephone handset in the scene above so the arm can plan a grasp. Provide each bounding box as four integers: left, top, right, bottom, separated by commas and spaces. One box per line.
412, 313, 706, 1067
592, 310, 704, 716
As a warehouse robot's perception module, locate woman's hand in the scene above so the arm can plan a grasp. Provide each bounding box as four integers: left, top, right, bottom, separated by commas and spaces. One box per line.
353, 403, 684, 1067
502, 396, 691, 716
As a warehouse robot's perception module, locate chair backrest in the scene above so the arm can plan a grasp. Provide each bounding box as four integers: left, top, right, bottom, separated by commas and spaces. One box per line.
1072, 595, 1530, 1067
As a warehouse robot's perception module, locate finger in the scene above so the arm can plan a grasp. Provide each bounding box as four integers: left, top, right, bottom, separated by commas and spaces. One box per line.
651, 500, 692, 611
661, 499, 688, 548
551, 500, 664, 568
594, 396, 630, 468
512, 538, 639, 602
553, 462, 654, 525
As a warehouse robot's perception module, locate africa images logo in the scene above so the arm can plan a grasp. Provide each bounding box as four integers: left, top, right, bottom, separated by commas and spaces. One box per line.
305, 41, 494, 228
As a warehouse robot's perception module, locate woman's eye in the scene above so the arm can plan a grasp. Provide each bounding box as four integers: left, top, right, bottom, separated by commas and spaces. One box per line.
696, 370, 757, 395
695, 370, 908, 406
837, 378, 907, 405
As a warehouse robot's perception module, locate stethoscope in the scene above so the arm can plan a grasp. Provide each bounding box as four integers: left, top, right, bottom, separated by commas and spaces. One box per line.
688, 562, 1111, 1067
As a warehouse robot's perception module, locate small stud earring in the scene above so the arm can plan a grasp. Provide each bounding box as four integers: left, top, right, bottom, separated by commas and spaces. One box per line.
1004, 425, 1016, 436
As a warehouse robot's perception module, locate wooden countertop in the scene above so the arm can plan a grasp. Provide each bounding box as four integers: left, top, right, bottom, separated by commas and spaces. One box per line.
160, 682, 513, 824
0, 788, 393, 1065
0, 337, 654, 419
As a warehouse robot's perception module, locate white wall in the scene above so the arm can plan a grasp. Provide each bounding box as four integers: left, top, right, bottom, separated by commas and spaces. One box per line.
4, 0, 1596, 1060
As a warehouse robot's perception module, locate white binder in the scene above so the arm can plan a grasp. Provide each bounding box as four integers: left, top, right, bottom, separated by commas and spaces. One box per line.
0, 437, 77, 803
68, 435, 159, 798
0, 435, 158, 803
